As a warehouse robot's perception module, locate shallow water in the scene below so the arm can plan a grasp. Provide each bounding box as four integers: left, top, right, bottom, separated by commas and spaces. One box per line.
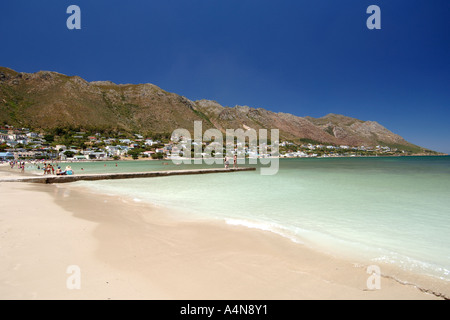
71, 156, 450, 281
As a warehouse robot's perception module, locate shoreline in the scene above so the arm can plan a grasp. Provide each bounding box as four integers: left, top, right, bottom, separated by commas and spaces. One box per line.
1, 153, 448, 166
0, 166, 449, 299
69, 179, 450, 299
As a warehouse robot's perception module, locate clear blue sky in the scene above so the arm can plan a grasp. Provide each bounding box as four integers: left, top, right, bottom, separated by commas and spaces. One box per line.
1, 1, 449, 153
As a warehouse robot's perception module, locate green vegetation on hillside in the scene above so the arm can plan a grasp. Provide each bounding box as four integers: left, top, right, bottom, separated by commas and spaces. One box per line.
0, 66, 440, 155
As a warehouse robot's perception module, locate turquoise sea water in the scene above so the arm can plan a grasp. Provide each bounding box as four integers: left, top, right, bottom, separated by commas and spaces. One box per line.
68, 157, 450, 281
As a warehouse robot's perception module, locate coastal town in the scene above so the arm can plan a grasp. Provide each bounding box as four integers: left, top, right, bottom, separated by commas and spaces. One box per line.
0, 124, 418, 162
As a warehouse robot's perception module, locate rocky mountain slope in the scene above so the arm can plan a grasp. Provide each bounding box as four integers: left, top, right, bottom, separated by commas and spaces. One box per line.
0, 66, 425, 151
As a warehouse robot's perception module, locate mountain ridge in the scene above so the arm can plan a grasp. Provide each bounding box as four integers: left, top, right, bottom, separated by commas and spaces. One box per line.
0, 67, 433, 153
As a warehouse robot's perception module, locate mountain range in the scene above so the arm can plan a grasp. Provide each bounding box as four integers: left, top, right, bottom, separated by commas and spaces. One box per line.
0, 66, 433, 153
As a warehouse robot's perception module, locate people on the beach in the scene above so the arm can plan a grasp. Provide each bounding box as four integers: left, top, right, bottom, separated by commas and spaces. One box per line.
233, 154, 238, 169
44, 164, 52, 175
56, 167, 63, 175
224, 156, 229, 169
65, 166, 73, 175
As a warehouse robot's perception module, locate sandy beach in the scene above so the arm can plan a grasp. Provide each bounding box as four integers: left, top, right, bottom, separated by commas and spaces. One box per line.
0, 164, 448, 300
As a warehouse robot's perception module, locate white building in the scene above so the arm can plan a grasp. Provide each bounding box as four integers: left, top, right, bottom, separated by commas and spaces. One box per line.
105, 145, 129, 157
26, 132, 39, 138
86, 152, 108, 160
58, 149, 79, 160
